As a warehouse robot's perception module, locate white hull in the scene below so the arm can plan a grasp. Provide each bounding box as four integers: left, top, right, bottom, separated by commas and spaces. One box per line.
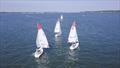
70, 42, 79, 50
34, 48, 43, 58
55, 33, 61, 37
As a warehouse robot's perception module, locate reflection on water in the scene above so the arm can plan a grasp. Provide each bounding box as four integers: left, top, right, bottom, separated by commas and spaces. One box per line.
35, 53, 49, 68
64, 49, 80, 68
68, 50, 79, 61
55, 36, 62, 48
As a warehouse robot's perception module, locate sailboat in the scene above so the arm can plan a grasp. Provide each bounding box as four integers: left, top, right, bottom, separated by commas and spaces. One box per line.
54, 19, 62, 37
60, 15, 63, 21
34, 23, 49, 58
68, 21, 79, 50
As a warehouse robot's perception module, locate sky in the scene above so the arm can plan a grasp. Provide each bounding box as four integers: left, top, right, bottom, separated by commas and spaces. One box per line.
0, 0, 120, 12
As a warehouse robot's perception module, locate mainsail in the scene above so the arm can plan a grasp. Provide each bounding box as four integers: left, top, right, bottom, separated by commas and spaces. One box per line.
54, 19, 61, 34
36, 24, 49, 48
68, 21, 78, 43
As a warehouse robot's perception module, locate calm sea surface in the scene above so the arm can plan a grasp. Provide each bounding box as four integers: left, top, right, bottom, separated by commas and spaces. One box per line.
0, 11, 120, 68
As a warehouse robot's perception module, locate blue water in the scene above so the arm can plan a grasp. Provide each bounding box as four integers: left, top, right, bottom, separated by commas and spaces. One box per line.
0, 11, 120, 68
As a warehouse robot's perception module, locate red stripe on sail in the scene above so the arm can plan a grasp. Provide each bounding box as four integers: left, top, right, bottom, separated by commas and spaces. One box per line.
37, 23, 42, 30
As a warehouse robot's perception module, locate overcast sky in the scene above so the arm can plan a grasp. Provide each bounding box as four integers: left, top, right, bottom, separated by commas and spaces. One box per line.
0, 0, 120, 12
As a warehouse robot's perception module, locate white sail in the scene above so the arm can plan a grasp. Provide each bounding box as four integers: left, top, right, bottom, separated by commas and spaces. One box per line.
36, 24, 49, 48
68, 21, 78, 43
54, 19, 61, 34
60, 15, 63, 20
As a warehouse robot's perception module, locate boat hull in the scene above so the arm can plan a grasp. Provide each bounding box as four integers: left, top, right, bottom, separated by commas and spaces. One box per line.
70, 42, 79, 50
55, 33, 61, 37
34, 48, 43, 58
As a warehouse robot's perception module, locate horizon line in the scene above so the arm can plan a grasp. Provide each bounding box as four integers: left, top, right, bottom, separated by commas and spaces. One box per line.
0, 9, 120, 13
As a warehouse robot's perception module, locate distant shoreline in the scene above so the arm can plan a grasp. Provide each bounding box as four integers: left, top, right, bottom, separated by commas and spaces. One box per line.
0, 10, 120, 13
